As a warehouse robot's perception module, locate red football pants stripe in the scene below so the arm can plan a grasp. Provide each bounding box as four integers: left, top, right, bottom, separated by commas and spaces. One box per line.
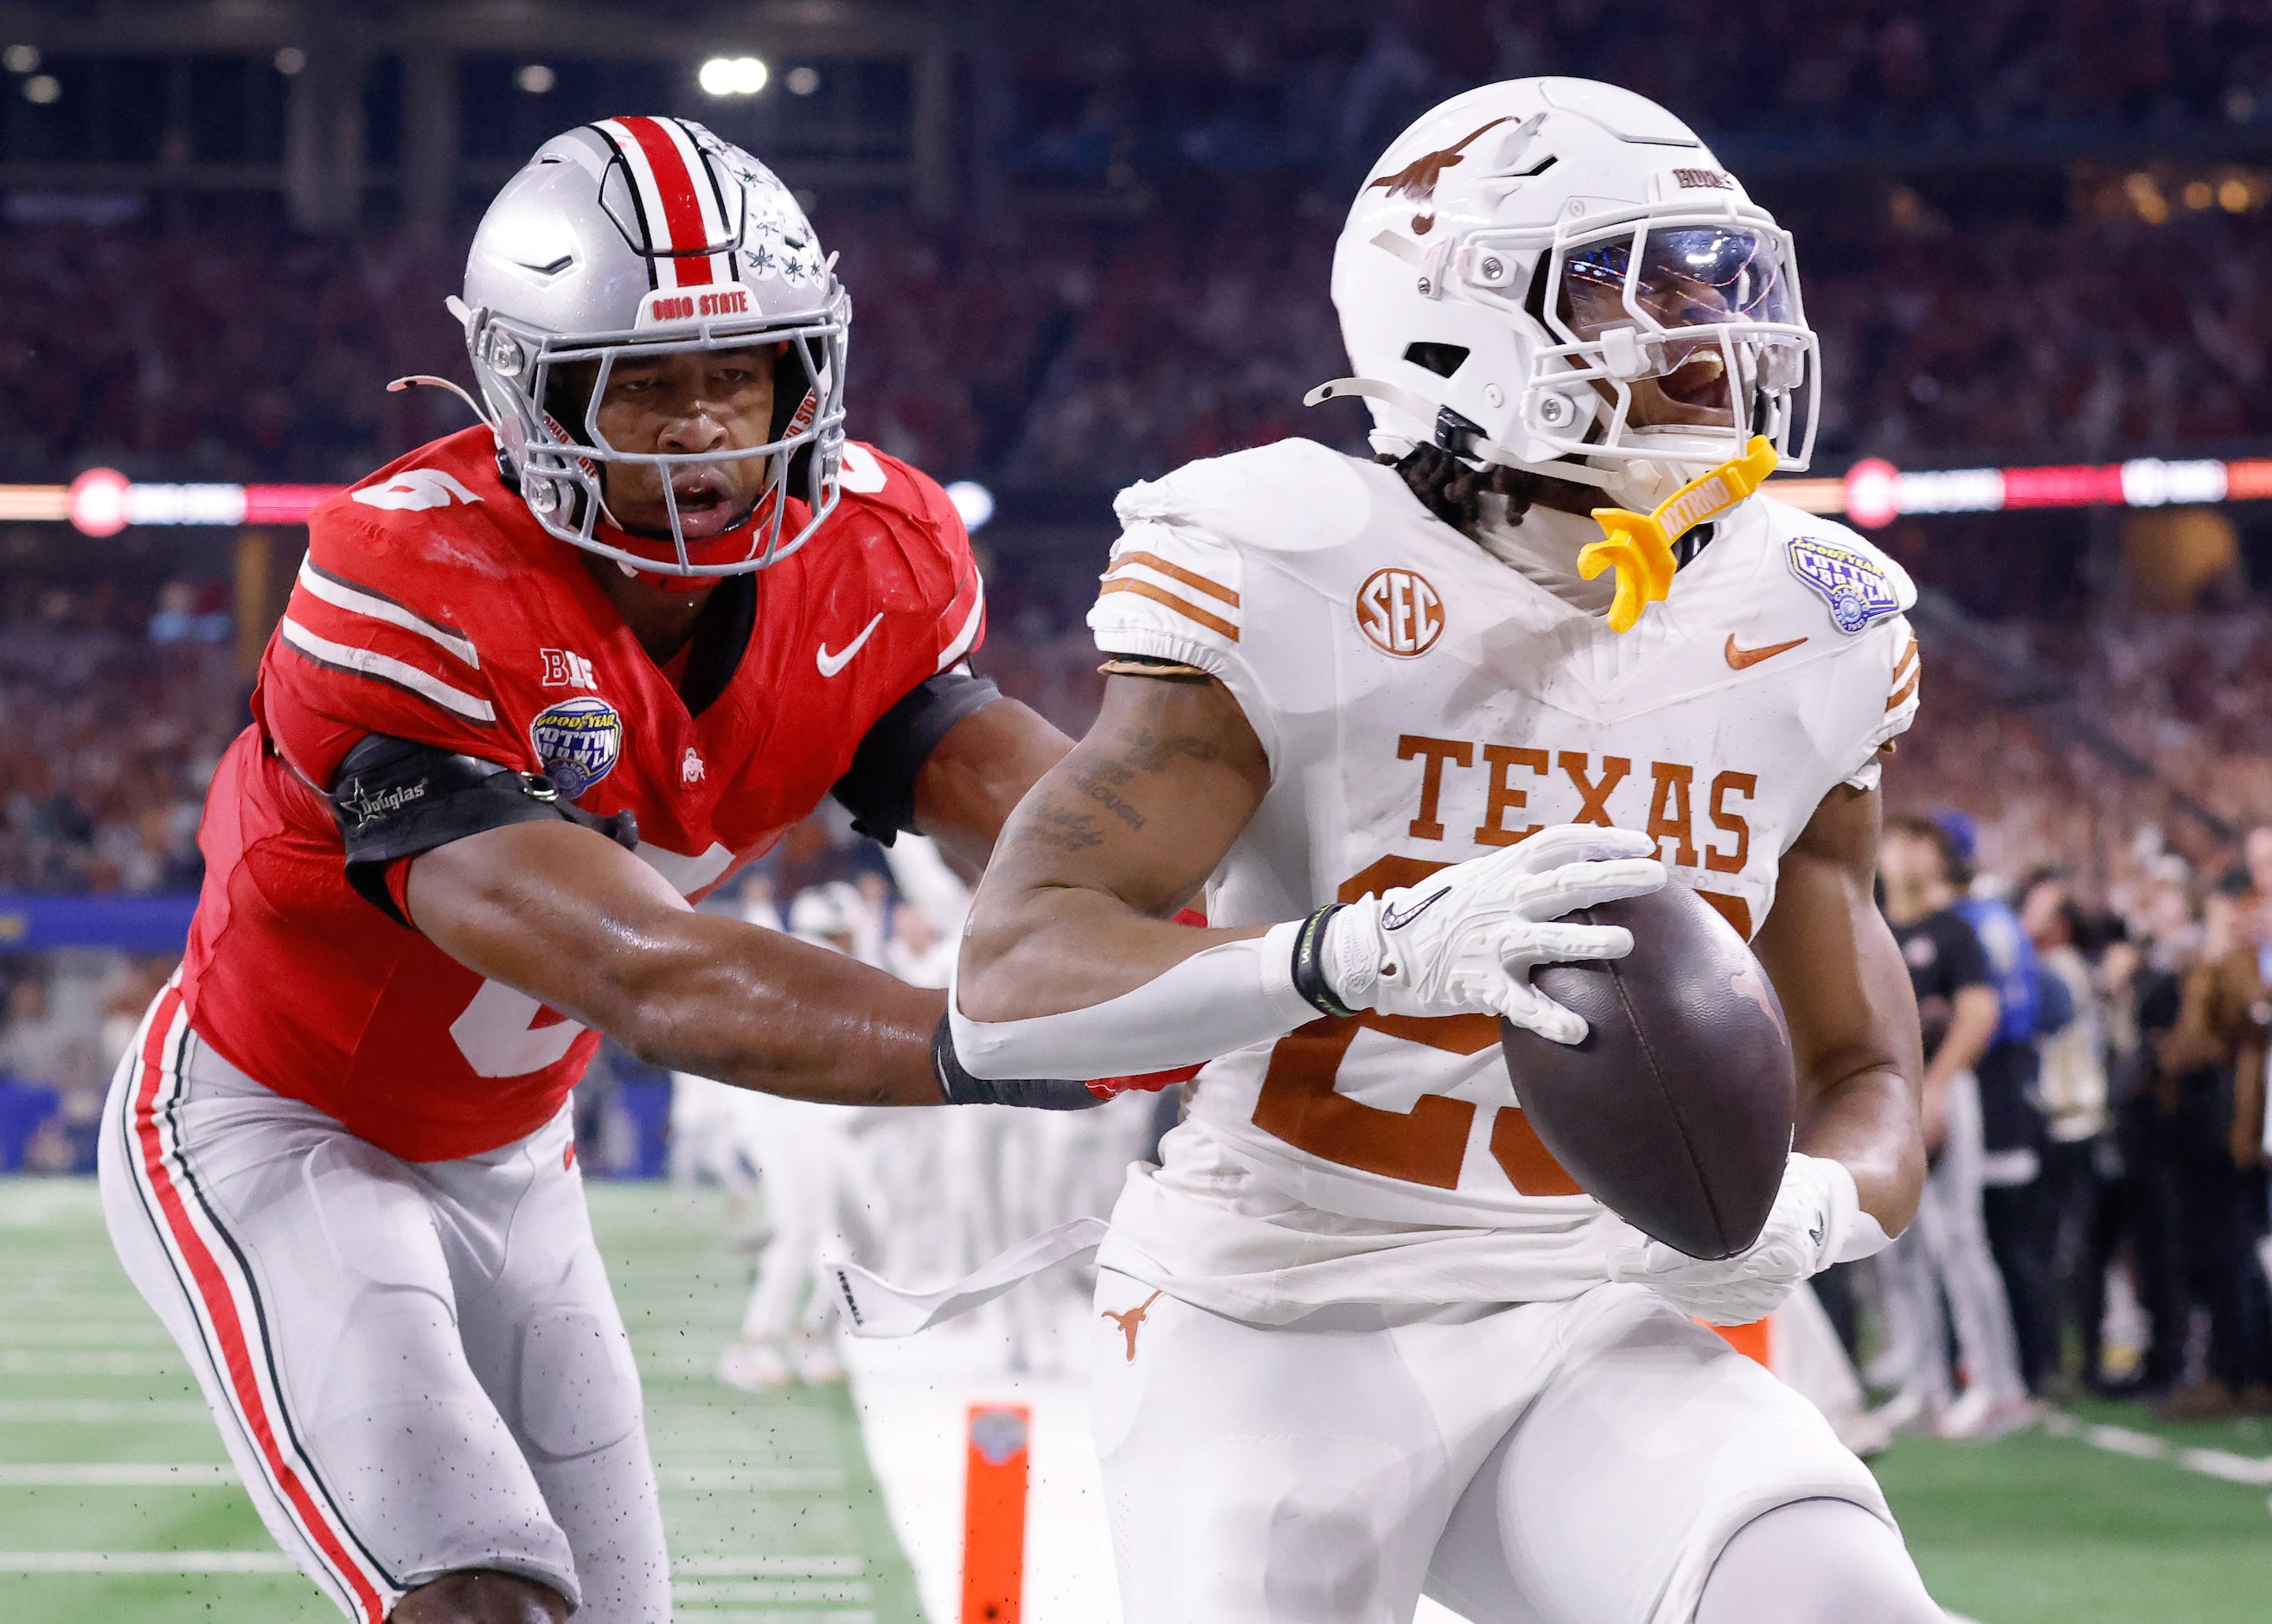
620, 117, 715, 285
131, 988, 386, 1622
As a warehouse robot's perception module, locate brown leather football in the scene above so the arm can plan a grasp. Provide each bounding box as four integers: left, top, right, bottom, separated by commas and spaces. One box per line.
1500, 884, 1796, 1259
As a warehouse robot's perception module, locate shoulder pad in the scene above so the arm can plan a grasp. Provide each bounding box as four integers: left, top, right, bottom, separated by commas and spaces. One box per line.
1757, 497, 1917, 636
1112, 439, 1374, 557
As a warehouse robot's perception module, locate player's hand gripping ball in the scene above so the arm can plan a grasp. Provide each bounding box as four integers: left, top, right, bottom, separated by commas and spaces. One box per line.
1604, 1153, 1866, 1325
1322, 825, 1667, 1036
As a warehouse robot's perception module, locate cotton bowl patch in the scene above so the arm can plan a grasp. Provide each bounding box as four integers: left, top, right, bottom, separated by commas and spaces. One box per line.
530, 696, 623, 799
1788, 536, 1900, 634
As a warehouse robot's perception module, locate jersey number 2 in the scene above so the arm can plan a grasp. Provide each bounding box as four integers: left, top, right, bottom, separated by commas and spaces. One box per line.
1250, 854, 1581, 1194
451, 980, 584, 1078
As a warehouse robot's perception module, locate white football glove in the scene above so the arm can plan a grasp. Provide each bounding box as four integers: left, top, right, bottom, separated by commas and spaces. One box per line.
1605, 1153, 1891, 1326
1320, 824, 1667, 1042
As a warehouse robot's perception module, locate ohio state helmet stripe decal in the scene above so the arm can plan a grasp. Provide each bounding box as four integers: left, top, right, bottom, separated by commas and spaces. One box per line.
598, 116, 729, 290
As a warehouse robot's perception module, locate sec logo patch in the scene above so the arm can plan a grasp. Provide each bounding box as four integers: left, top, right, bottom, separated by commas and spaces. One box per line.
1356, 567, 1443, 657
530, 696, 623, 799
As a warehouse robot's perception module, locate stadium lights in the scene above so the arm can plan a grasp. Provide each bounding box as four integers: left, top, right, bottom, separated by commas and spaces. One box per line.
515, 64, 556, 95
698, 56, 768, 97
2, 45, 37, 74
944, 480, 996, 533
17, 456, 2272, 535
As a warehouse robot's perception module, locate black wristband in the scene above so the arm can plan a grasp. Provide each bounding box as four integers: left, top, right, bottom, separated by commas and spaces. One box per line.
1291, 903, 1356, 1019
931, 1013, 1106, 1110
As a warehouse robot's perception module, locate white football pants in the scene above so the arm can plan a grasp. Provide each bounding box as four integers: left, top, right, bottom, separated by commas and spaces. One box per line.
99, 984, 666, 1622
1091, 1268, 1904, 1624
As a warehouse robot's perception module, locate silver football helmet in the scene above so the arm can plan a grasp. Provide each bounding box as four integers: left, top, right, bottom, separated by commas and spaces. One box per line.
453, 117, 848, 576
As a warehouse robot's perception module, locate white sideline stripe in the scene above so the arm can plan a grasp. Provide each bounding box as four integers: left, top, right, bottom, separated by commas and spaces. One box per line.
296, 558, 479, 667
0, 1399, 210, 1422
2041, 1410, 2272, 1485
279, 617, 496, 722
0, 1323, 175, 1346
0, 1464, 234, 1487
0, 1550, 295, 1573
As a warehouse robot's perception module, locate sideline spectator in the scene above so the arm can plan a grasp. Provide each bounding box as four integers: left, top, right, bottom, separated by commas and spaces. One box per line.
2020, 870, 2116, 1393
2149, 869, 2272, 1416
1939, 811, 2061, 1395
1872, 815, 2035, 1439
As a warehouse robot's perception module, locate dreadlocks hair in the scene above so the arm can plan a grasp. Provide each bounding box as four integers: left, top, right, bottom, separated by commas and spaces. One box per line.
1381, 442, 1553, 533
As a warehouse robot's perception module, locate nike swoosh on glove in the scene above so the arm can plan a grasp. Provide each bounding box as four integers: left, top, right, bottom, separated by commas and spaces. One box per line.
1319, 824, 1667, 1040
1604, 1153, 1887, 1326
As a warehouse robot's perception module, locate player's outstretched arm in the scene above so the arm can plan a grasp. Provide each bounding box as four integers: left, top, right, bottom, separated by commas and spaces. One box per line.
958, 673, 1277, 1021
1750, 780, 1929, 1239
907, 694, 1080, 872
956, 672, 1663, 1080
407, 822, 950, 1106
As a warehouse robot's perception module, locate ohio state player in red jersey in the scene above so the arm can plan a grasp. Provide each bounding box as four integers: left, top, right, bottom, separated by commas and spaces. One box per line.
97, 119, 1098, 1624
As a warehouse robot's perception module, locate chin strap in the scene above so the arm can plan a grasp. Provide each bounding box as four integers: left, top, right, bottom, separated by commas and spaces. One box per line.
1579, 436, 1778, 633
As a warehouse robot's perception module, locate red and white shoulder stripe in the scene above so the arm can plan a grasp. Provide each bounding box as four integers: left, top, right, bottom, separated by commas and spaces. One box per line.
278, 557, 496, 725
935, 564, 986, 675
589, 116, 738, 291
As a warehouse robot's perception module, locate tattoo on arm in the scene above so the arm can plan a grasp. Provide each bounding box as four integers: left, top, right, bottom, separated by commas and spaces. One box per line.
1119, 728, 1222, 774
1034, 805, 1105, 853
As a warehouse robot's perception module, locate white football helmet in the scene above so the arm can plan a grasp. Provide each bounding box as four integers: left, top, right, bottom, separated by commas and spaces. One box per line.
1312, 79, 1817, 509
452, 116, 848, 577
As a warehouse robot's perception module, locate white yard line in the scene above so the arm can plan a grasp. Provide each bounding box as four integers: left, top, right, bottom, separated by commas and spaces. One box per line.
0, 1550, 295, 1573
672, 1556, 865, 1576
2041, 1410, 2272, 1485
0, 1350, 185, 1375
0, 1463, 233, 1487
0, 1399, 209, 1423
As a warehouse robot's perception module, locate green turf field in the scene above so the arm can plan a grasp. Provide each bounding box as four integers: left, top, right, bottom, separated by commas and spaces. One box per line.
2, 1176, 2265, 1623
0, 1179, 922, 1624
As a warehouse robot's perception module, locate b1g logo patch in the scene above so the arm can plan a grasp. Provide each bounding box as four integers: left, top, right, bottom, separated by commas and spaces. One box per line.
1356, 567, 1444, 657
529, 696, 623, 799
1788, 537, 1900, 635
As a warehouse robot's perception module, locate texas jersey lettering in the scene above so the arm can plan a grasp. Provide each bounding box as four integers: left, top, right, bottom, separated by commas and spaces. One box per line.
180, 425, 985, 1162
1085, 438, 1918, 1315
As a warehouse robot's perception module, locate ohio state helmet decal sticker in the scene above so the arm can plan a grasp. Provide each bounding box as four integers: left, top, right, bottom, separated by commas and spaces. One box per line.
1787, 537, 1901, 635
530, 695, 624, 799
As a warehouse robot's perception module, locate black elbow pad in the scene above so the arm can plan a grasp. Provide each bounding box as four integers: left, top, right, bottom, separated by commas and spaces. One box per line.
330, 734, 639, 926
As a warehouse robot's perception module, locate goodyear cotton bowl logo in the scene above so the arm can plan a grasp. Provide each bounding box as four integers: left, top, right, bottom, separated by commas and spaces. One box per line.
530, 696, 623, 799
1788, 537, 1900, 635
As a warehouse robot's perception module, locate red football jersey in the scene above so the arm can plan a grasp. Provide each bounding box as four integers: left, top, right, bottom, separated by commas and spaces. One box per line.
179, 426, 986, 1161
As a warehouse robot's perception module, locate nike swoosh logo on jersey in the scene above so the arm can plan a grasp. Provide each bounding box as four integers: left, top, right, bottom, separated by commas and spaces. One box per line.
816, 613, 885, 678
1381, 885, 1451, 931
1725, 634, 1809, 670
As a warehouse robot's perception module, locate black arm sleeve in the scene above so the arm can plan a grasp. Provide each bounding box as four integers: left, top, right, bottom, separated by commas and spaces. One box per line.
329, 734, 639, 927
830, 668, 1002, 844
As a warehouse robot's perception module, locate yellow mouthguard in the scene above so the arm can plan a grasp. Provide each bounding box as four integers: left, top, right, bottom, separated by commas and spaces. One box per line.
1578, 436, 1781, 632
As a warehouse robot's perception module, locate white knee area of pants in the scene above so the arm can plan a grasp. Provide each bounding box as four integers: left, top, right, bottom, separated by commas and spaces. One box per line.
518, 1308, 645, 1460
1693, 1498, 1939, 1624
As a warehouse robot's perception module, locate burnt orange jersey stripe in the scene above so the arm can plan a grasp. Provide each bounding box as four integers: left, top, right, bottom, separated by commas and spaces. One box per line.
1891, 636, 1920, 682
1098, 579, 1240, 643
1102, 551, 1240, 607
1885, 662, 1921, 712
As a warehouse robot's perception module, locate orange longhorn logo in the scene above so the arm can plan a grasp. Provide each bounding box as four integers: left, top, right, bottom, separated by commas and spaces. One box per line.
1101, 1290, 1164, 1362
1366, 116, 1515, 233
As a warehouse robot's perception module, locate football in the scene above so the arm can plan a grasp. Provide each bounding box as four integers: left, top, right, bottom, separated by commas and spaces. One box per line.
1500, 885, 1797, 1259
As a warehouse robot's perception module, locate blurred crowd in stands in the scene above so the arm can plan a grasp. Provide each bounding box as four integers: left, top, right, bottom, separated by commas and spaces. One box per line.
1, 188, 2268, 491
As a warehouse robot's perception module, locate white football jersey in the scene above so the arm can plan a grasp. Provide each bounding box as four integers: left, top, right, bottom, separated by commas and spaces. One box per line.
1086, 438, 1920, 1320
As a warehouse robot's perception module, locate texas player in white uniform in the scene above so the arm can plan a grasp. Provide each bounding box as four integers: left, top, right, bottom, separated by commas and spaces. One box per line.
954, 81, 1938, 1622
